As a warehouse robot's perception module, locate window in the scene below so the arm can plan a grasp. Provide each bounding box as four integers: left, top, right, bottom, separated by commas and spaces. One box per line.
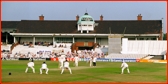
128, 38, 135, 40
151, 38, 156, 40
83, 31, 87, 33
81, 18, 93, 21
90, 18, 93, 21
88, 25, 92, 27
55, 37, 73, 43
140, 38, 144, 40
82, 25, 87, 26
81, 18, 85, 21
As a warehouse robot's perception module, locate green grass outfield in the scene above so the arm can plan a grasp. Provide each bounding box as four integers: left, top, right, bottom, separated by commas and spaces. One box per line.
1, 60, 167, 83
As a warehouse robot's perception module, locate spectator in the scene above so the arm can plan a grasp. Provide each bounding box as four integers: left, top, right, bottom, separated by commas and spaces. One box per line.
24, 42, 27, 46
54, 44, 57, 48
38, 42, 41, 45
29, 44, 32, 48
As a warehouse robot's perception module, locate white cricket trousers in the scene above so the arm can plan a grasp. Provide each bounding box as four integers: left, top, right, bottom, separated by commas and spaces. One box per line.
29, 57, 32, 61
25, 66, 35, 73
122, 66, 130, 74
90, 60, 92, 67
75, 61, 78, 67
40, 68, 49, 74
59, 62, 63, 69
61, 67, 72, 74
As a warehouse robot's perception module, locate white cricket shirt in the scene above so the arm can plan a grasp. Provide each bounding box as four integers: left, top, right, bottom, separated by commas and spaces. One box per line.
59, 56, 65, 62
28, 54, 32, 58
121, 62, 128, 67
93, 57, 97, 62
28, 62, 34, 67
75, 57, 79, 62
64, 62, 69, 67
42, 64, 47, 68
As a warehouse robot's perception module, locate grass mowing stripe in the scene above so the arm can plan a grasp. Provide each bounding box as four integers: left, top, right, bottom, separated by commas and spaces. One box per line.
76, 74, 114, 81
54, 74, 113, 83
53, 76, 88, 83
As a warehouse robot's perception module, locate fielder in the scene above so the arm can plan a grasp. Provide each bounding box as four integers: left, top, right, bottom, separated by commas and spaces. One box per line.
1, 53, 6, 60
120, 61, 130, 74
74, 55, 79, 67
61, 60, 72, 74
25, 60, 35, 73
59, 55, 65, 69
40, 62, 49, 74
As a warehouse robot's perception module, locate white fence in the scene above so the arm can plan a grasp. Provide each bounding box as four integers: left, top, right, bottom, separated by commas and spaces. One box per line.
121, 38, 167, 55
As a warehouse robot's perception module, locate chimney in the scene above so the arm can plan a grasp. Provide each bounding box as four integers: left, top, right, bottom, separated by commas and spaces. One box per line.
100, 15, 103, 21
137, 14, 142, 20
39, 14, 44, 20
76, 15, 79, 21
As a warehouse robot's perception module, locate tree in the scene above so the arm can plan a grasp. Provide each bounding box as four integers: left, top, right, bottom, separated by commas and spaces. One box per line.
163, 33, 167, 40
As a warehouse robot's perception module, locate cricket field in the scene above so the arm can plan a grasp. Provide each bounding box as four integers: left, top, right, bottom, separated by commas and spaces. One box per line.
1, 60, 167, 83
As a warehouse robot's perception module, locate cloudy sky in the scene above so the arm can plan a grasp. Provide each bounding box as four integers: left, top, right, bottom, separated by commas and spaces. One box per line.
1, 1, 167, 33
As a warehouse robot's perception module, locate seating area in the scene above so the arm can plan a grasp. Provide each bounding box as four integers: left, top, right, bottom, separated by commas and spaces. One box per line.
1, 44, 12, 52
53, 43, 72, 48
121, 40, 167, 55
11, 44, 72, 57
143, 56, 154, 59
105, 54, 148, 59
150, 55, 164, 60
94, 47, 108, 55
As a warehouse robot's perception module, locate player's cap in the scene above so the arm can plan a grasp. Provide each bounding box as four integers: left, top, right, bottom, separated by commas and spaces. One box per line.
66, 60, 68, 61
31, 60, 33, 62
43, 62, 45, 63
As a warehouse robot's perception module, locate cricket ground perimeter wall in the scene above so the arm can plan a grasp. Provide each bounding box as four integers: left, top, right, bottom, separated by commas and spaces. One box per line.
50, 58, 138, 62
14, 58, 167, 63
121, 38, 167, 55
50, 58, 167, 63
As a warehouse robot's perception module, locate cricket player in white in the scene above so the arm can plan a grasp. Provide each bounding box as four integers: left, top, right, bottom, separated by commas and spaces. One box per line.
93, 56, 97, 67
28, 53, 32, 61
61, 60, 72, 74
120, 61, 130, 74
74, 55, 79, 67
25, 60, 35, 73
40, 62, 49, 74
59, 55, 65, 69
89, 56, 93, 67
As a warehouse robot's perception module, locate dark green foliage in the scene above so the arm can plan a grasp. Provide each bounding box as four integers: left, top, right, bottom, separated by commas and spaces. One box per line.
163, 33, 167, 40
